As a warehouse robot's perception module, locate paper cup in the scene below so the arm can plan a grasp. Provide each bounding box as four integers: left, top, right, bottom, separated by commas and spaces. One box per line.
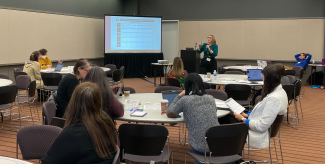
161, 99, 169, 114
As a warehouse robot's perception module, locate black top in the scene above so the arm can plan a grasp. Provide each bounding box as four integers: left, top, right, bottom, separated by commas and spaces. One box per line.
41, 122, 117, 164
56, 74, 79, 117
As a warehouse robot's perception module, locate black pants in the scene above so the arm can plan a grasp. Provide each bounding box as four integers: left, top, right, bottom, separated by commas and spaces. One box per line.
200, 58, 217, 74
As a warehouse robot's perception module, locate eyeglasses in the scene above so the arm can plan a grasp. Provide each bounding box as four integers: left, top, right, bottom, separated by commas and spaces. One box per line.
82, 68, 89, 73
207, 37, 212, 39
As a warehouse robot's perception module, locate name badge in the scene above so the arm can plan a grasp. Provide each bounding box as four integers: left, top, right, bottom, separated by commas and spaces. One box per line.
206, 58, 211, 62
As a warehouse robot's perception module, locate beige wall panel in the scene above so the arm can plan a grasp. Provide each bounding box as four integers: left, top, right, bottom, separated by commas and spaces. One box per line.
8, 10, 36, 63
34, 12, 57, 60
84, 18, 104, 59
245, 20, 271, 60
0, 9, 10, 64
54, 15, 86, 60
178, 21, 200, 51
270, 20, 298, 60
199, 21, 223, 48
217, 20, 246, 59
297, 19, 324, 61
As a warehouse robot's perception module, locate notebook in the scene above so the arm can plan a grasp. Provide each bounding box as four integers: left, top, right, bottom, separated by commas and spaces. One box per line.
224, 98, 245, 114
54, 63, 64, 72
130, 111, 147, 117
247, 69, 263, 81
162, 90, 183, 107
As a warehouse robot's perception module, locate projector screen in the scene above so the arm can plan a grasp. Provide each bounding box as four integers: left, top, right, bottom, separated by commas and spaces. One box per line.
105, 15, 162, 53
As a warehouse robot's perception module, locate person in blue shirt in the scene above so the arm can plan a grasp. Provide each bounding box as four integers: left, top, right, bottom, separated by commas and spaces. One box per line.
196, 35, 218, 74
284, 53, 312, 70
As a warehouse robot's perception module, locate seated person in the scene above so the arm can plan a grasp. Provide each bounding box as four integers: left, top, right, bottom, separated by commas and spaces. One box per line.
56, 58, 90, 118
284, 53, 312, 70
274, 63, 290, 85
233, 65, 288, 149
167, 57, 188, 89
23, 51, 46, 101
167, 73, 219, 164
42, 82, 118, 164
83, 67, 124, 117
39, 49, 52, 69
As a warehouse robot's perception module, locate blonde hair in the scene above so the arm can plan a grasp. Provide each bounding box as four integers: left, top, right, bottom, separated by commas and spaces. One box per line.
171, 57, 184, 78
209, 35, 216, 45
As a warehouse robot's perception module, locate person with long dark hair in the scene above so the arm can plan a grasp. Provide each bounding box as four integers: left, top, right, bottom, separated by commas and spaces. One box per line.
167, 73, 219, 164
56, 58, 90, 117
83, 67, 124, 117
233, 65, 288, 149
42, 82, 118, 164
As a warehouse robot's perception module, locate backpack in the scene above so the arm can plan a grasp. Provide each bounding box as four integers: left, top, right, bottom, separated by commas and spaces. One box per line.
307, 71, 324, 85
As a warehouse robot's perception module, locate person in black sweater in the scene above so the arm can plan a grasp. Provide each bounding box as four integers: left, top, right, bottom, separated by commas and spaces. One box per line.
56, 59, 90, 117
42, 82, 118, 164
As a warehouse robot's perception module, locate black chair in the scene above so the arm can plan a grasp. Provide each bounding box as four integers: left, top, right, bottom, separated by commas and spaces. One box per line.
14, 71, 28, 83
218, 65, 228, 74
225, 84, 252, 107
119, 124, 173, 163
186, 123, 248, 164
0, 85, 18, 129
244, 115, 284, 164
203, 82, 211, 89
41, 73, 62, 101
42, 101, 56, 125
282, 84, 296, 129
154, 86, 182, 93
167, 78, 182, 88
105, 64, 116, 77
285, 70, 295, 76
224, 71, 245, 75
109, 69, 123, 86
0, 73, 9, 79
50, 117, 66, 128
205, 89, 228, 101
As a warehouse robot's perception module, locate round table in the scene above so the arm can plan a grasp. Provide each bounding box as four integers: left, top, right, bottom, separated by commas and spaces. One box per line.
40, 67, 110, 74
207, 74, 264, 86
0, 156, 32, 164
223, 66, 261, 72
0, 79, 13, 87
115, 93, 230, 123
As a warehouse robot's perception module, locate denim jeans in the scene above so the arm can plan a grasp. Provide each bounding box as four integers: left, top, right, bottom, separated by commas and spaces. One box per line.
191, 147, 210, 164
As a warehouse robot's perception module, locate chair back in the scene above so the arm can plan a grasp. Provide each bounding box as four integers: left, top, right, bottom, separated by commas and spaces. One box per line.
206, 123, 248, 156
14, 68, 22, 74
292, 66, 303, 76
112, 69, 123, 82
118, 124, 168, 156
205, 89, 228, 101
235, 64, 247, 66
203, 82, 211, 89
0, 73, 9, 79
270, 115, 284, 138
167, 78, 182, 87
224, 71, 245, 75
286, 75, 295, 84
124, 87, 136, 94
219, 65, 228, 74
50, 117, 66, 128
285, 70, 295, 76
282, 84, 294, 102
17, 125, 62, 160
28, 80, 36, 97
294, 80, 302, 97
266, 60, 272, 65
43, 101, 57, 125
105, 64, 117, 75
15, 72, 28, 81
41, 73, 62, 86
0, 85, 18, 105
225, 84, 251, 100
16, 75, 31, 90
154, 86, 182, 93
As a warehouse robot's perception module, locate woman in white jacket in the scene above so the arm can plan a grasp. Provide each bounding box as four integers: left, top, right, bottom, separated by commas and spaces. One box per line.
234, 65, 288, 149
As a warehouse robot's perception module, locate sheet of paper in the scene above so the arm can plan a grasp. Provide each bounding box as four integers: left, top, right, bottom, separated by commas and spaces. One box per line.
144, 105, 161, 110
224, 98, 245, 114
202, 78, 210, 82
215, 102, 228, 108
124, 99, 140, 106
236, 80, 251, 84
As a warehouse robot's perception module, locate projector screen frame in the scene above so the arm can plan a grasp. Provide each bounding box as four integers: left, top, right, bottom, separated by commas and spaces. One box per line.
104, 14, 162, 53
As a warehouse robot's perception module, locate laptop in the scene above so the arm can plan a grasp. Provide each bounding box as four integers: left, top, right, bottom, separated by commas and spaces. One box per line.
162, 90, 183, 107
247, 69, 263, 82
50, 117, 66, 128
54, 63, 64, 72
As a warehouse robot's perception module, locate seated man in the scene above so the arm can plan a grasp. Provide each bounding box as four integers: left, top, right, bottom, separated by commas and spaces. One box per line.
284, 53, 312, 70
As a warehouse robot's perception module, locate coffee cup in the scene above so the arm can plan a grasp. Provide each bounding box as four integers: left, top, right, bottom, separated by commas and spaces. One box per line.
124, 89, 130, 97
207, 72, 211, 78
161, 99, 169, 114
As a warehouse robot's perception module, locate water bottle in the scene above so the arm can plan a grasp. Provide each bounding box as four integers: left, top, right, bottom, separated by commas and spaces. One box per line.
213, 70, 217, 80
313, 59, 315, 65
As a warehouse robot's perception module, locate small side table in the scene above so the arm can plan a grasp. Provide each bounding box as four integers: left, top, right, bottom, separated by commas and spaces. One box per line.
151, 63, 173, 86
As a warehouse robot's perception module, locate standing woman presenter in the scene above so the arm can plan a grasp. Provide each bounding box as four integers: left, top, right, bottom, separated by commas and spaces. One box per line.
196, 35, 218, 74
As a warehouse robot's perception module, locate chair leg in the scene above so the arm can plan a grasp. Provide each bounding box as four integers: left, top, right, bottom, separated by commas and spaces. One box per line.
273, 139, 278, 162
278, 132, 284, 164
185, 154, 186, 164
29, 103, 34, 124
16, 141, 18, 159
298, 97, 303, 120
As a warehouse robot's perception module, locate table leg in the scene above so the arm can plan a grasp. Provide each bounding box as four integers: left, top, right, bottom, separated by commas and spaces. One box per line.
153, 65, 156, 86
164, 66, 168, 85
314, 67, 316, 85
159, 65, 162, 85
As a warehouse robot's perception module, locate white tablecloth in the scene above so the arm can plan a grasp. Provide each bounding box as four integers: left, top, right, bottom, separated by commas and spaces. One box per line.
0, 156, 32, 164
0, 79, 13, 87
